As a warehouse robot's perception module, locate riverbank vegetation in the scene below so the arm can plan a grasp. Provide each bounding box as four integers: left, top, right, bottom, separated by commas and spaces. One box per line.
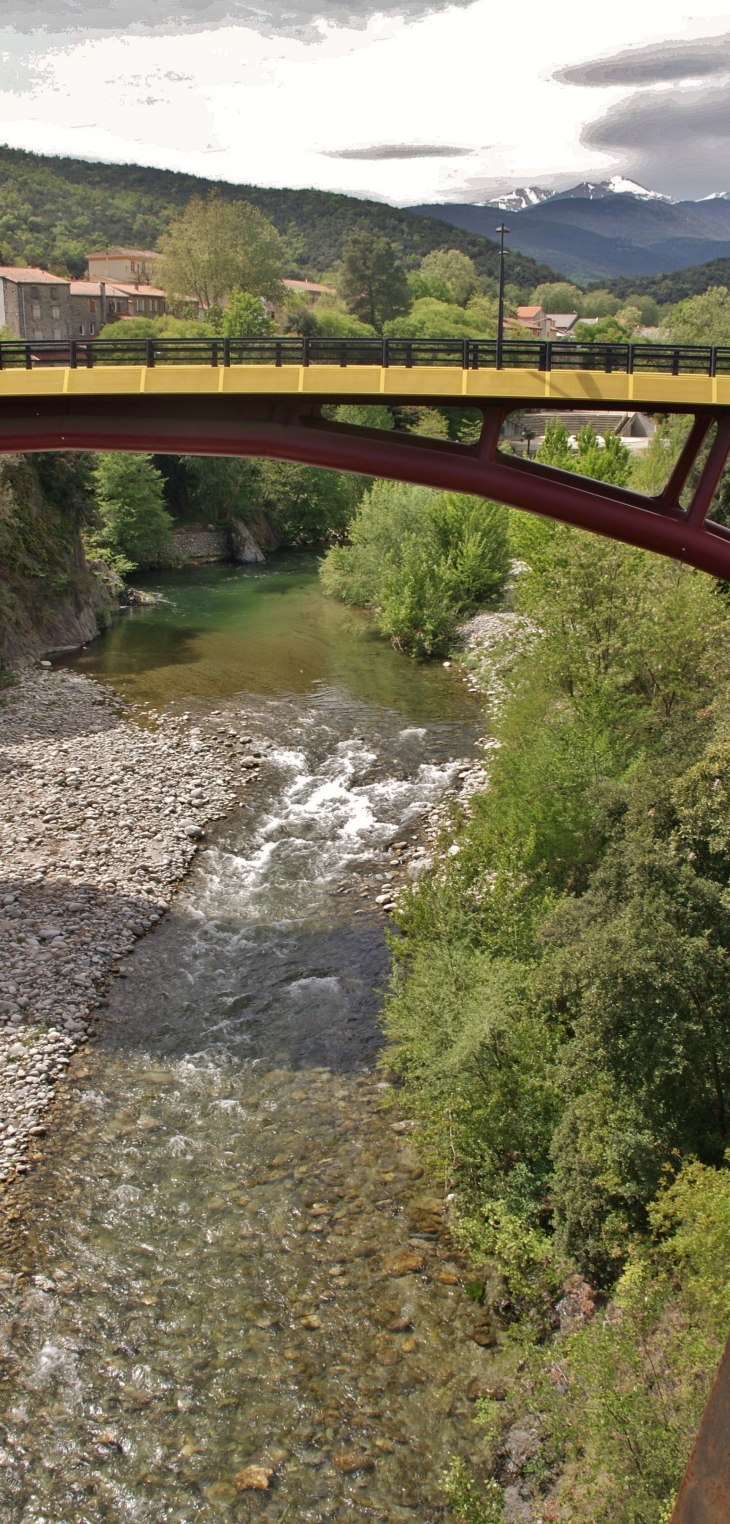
320, 482, 510, 656
379, 507, 730, 1519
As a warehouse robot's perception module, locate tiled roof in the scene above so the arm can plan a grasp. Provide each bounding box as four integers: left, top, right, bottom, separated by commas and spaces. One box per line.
283, 278, 336, 294
0, 267, 69, 283
70, 280, 165, 297
86, 247, 159, 259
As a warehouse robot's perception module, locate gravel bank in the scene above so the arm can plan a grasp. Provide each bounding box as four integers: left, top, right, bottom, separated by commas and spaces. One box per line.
0, 666, 269, 1186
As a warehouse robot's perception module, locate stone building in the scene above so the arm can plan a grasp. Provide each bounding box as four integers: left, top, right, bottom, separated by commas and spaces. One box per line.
70, 280, 166, 336
0, 267, 72, 340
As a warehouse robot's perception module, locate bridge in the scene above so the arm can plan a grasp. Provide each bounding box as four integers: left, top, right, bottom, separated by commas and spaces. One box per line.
3, 333, 730, 579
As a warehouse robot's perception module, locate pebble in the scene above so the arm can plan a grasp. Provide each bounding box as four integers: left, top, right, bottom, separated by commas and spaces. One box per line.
384, 1250, 425, 1277
234, 1465, 273, 1490
0, 665, 247, 1187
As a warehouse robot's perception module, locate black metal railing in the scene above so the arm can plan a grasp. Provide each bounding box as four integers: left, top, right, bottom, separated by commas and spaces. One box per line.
2, 335, 729, 376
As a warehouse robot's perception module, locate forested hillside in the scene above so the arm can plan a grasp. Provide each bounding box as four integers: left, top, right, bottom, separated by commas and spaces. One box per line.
600, 255, 730, 306
0, 145, 557, 294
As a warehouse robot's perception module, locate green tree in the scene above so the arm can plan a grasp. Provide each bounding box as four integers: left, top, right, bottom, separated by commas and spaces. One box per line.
221, 289, 271, 337
573, 315, 635, 343
93, 453, 174, 571
257, 459, 363, 542
530, 280, 584, 313
158, 192, 283, 311
578, 288, 621, 318
339, 230, 410, 332
384, 296, 495, 339
669, 284, 730, 345
418, 248, 478, 306
536, 420, 631, 486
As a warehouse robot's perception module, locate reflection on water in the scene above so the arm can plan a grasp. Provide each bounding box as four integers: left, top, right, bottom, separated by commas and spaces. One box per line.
0, 555, 492, 1521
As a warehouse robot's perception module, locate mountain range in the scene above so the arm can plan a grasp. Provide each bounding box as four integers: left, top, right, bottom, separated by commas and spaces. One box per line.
407, 180, 730, 284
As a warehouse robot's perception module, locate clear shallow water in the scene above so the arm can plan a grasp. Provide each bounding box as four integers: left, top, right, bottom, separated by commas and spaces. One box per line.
1, 558, 492, 1522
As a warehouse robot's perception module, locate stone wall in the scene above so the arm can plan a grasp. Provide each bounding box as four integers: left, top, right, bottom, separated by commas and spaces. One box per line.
170, 525, 228, 563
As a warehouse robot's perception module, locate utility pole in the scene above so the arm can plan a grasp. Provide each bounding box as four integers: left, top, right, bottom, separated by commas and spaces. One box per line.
495, 223, 509, 370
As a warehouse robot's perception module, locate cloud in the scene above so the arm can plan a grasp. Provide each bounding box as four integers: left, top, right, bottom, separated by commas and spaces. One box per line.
580, 81, 730, 199
554, 32, 730, 198
0, 0, 478, 38
557, 33, 730, 88
324, 142, 472, 159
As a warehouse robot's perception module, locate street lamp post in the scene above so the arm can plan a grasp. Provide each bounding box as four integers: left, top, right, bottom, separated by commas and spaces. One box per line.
495, 222, 509, 370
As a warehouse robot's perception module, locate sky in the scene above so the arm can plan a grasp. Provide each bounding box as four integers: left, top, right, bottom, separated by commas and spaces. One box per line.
0, 2, 729, 203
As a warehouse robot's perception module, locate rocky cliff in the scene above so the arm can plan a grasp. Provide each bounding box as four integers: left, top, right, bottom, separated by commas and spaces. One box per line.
0, 453, 119, 662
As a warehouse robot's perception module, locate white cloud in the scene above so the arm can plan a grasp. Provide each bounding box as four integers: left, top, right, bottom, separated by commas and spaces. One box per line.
0, 2, 729, 200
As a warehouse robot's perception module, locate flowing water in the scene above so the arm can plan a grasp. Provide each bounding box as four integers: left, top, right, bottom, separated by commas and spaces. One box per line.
0, 557, 492, 1523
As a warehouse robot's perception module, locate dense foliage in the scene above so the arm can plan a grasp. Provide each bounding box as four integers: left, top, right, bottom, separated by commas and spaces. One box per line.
339, 230, 410, 332
91, 453, 174, 571
378, 510, 730, 1517
320, 481, 509, 656
181, 455, 364, 545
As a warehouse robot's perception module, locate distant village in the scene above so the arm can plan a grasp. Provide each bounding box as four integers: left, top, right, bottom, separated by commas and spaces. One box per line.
0, 245, 584, 345
0, 247, 337, 340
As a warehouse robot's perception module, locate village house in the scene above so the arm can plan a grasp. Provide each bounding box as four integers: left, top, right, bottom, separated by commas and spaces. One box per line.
0, 267, 72, 340
515, 305, 554, 340
70, 280, 166, 335
282, 278, 336, 305
547, 312, 579, 338
86, 247, 161, 285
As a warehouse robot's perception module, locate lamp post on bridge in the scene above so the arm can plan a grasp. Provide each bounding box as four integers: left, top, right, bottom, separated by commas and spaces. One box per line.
495, 223, 509, 371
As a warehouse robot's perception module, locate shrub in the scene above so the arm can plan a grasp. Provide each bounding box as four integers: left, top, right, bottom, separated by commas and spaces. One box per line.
320, 481, 509, 656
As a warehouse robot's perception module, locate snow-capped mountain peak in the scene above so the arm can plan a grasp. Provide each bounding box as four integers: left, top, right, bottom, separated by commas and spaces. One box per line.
605, 175, 671, 201
487, 176, 672, 212
486, 186, 555, 212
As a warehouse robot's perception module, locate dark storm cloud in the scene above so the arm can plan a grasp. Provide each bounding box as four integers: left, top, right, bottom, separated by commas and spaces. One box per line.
582, 81, 730, 199
555, 33, 730, 198
325, 143, 472, 159
557, 34, 730, 88
0, 0, 477, 37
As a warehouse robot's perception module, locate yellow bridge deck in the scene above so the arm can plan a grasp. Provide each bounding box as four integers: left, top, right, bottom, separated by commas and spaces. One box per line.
0, 363, 725, 411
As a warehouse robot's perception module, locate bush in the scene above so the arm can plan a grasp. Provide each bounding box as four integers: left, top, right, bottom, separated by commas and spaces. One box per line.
528, 1158, 730, 1522
320, 481, 509, 656
92, 453, 174, 571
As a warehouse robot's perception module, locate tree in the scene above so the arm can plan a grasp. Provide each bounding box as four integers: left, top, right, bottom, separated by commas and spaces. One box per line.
530, 280, 584, 313
578, 288, 621, 318
221, 290, 271, 338
339, 231, 410, 332
418, 248, 478, 306
669, 285, 730, 345
158, 192, 283, 311
384, 296, 495, 340
93, 453, 174, 571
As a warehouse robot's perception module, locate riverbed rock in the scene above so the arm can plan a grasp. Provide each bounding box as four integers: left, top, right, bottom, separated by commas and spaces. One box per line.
384, 1250, 425, 1277
234, 1465, 273, 1490
331, 1449, 374, 1473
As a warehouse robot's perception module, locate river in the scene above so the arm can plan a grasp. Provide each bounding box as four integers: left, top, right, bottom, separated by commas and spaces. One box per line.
1, 555, 492, 1523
